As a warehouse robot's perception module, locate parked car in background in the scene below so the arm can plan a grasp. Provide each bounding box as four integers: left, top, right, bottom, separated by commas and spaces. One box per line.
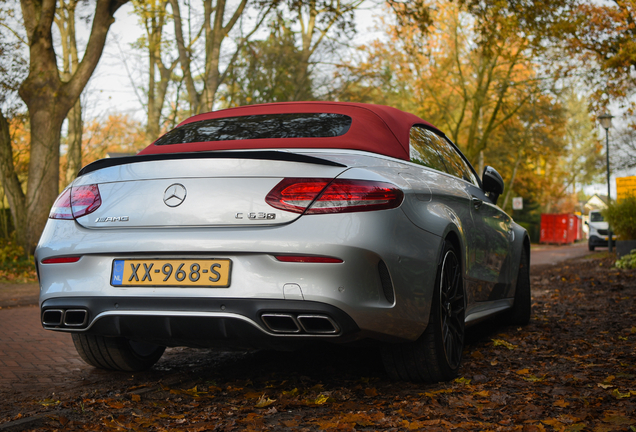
36, 102, 530, 382
587, 209, 616, 251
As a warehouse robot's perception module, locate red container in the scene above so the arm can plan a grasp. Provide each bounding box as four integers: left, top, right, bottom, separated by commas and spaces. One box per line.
540, 214, 578, 244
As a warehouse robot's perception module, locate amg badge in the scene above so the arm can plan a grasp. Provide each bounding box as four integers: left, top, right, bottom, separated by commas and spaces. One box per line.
95, 216, 130, 223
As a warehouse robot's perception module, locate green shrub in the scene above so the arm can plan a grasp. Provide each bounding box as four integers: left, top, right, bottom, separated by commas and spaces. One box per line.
0, 238, 37, 282
603, 195, 636, 240
616, 249, 636, 270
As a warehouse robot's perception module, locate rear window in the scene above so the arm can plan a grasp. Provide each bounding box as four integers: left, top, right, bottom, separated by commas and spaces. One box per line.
154, 113, 352, 145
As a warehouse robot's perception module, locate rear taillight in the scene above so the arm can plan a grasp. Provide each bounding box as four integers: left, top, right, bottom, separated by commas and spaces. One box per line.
265, 178, 404, 215
49, 185, 102, 220
49, 188, 73, 219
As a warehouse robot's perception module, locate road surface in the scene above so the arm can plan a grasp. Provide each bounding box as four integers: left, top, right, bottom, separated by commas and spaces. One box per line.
530, 241, 593, 267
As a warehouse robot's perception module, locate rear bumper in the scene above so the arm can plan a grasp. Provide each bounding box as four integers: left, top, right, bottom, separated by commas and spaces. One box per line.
40, 297, 363, 350
36, 210, 444, 344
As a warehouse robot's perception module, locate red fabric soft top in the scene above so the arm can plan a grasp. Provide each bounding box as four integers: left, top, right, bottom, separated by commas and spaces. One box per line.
138, 101, 439, 161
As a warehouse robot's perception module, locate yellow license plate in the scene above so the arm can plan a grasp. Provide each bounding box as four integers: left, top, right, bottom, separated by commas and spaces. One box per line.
111, 259, 231, 287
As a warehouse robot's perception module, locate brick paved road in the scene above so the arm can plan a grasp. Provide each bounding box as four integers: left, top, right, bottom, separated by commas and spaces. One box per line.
0, 244, 598, 393
0, 305, 89, 393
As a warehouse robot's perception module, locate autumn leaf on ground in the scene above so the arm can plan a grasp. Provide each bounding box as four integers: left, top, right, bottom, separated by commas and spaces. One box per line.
454, 377, 471, 385
597, 383, 614, 389
304, 394, 332, 405
422, 389, 453, 397
471, 350, 484, 359
339, 412, 382, 427
553, 399, 569, 407
522, 374, 546, 382
364, 387, 378, 397
37, 398, 60, 407
602, 412, 633, 425
542, 419, 564, 429
516, 368, 530, 375
254, 394, 276, 408
282, 388, 299, 397
611, 389, 631, 399
492, 339, 517, 350
105, 400, 126, 409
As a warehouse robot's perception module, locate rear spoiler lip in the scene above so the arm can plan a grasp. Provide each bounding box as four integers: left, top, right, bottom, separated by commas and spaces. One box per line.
77, 150, 347, 177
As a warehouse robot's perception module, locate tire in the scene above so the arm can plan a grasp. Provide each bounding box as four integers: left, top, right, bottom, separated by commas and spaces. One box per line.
588, 242, 595, 252
72, 334, 165, 372
382, 242, 465, 382
502, 246, 531, 326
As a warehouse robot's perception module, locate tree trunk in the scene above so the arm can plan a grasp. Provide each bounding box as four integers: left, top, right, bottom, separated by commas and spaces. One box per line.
0, 110, 27, 249
12, 0, 128, 254
65, 99, 83, 183
21, 98, 65, 252
57, 0, 84, 184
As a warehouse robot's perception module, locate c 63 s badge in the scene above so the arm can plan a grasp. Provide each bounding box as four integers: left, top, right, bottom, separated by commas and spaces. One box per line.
95, 216, 130, 223
235, 212, 276, 220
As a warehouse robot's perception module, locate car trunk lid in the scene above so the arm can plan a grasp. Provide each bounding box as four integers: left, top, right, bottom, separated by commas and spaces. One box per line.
72, 152, 349, 229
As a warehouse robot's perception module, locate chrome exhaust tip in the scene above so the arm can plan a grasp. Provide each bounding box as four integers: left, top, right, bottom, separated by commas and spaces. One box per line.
42, 309, 64, 326
64, 309, 88, 327
297, 315, 339, 334
261, 313, 301, 333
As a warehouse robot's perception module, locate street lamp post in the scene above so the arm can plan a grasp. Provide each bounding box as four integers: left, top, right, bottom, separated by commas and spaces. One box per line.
598, 113, 614, 253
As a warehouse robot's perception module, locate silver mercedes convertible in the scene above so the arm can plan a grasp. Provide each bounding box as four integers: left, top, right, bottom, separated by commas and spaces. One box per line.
36, 102, 530, 382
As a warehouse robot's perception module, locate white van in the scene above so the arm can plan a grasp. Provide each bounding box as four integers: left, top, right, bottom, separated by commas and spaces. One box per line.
587, 209, 616, 251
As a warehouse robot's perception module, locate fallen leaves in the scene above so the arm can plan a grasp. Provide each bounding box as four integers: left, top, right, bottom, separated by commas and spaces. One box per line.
254, 394, 276, 408
8, 254, 636, 431
492, 338, 517, 350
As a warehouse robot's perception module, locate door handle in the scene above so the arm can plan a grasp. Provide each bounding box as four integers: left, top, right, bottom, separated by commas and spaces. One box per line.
471, 196, 483, 210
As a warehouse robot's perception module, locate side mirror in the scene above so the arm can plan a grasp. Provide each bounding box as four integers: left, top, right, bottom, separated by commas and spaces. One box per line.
482, 166, 504, 205
584, 221, 589, 226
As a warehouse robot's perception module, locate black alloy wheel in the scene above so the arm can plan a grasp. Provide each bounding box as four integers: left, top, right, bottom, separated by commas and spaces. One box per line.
381, 241, 466, 382
438, 247, 465, 370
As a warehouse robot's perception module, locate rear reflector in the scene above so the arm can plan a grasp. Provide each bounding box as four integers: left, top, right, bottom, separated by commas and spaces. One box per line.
274, 255, 343, 263
49, 184, 102, 220
41, 256, 81, 264
266, 178, 403, 215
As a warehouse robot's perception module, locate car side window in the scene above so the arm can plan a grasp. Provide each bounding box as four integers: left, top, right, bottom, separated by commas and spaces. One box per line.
409, 127, 448, 173
433, 136, 480, 186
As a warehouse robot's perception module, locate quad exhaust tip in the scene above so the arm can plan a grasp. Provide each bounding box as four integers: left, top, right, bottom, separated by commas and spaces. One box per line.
297, 315, 339, 334
64, 309, 88, 327
42, 308, 88, 328
261, 314, 301, 333
261, 313, 339, 335
42, 309, 64, 326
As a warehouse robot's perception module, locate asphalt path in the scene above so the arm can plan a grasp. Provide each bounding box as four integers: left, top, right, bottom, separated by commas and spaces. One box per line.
529, 241, 593, 267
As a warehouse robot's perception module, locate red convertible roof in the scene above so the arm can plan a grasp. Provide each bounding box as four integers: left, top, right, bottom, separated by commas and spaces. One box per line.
138, 101, 438, 161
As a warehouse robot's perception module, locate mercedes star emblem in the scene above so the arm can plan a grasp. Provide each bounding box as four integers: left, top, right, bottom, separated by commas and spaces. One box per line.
163, 183, 187, 207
